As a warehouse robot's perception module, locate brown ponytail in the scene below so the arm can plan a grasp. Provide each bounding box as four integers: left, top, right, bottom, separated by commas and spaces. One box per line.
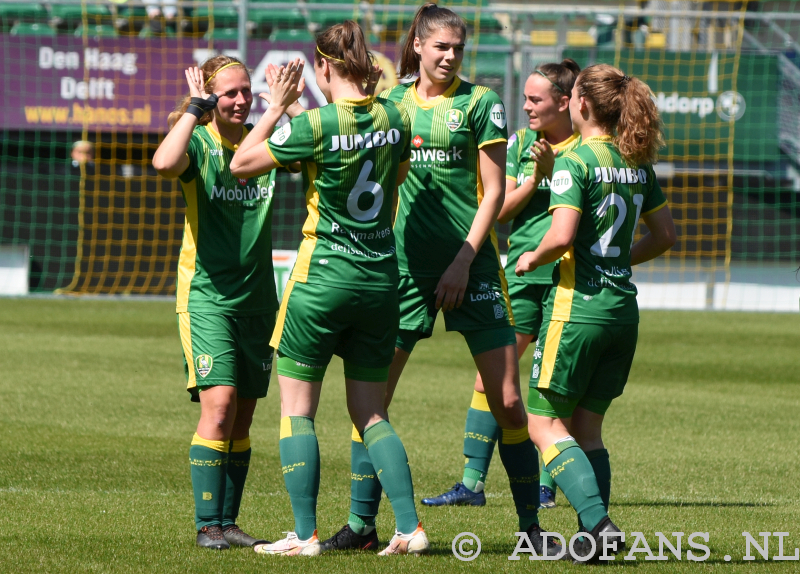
534, 58, 581, 99
168, 55, 249, 130
398, 3, 466, 78
575, 64, 664, 165
315, 20, 373, 85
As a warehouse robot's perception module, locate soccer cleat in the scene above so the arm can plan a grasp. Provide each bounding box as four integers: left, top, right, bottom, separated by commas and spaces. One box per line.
526, 523, 569, 560
539, 485, 557, 509
222, 524, 270, 547
421, 483, 486, 507
253, 531, 321, 556
320, 524, 379, 552
378, 523, 430, 556
196, 525, 231, 550
571, 516, 625, 564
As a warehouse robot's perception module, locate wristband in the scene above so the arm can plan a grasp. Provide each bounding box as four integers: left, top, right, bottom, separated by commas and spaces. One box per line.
185, 95, 219, 119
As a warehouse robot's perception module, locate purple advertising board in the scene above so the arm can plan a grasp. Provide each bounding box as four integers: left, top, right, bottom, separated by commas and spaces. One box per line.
1, 36, 399, 132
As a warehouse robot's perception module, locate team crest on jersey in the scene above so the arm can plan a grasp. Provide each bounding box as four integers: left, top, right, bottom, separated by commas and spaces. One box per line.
195, 354, 213, 378
269, 123, 292, 146
412, 135, 424, 148
444, 109, 464, 131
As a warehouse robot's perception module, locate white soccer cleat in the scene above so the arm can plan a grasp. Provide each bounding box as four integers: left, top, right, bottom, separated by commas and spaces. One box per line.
253, 530, 321, 556
378, 523, 430, 556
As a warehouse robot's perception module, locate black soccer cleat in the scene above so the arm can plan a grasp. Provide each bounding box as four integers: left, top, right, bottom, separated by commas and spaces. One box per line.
196, 525, 231, 550
571, 516, 625, 564
222, 524, 270, 547
526, 523, 570, 560
320, 524, 380, 552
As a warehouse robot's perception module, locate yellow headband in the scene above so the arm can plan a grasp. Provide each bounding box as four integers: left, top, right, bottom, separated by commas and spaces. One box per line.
204, 62, 243, 86
317, 46, 345, 63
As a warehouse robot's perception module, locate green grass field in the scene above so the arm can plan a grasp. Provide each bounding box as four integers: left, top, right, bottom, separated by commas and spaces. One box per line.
1, 298, 798, 573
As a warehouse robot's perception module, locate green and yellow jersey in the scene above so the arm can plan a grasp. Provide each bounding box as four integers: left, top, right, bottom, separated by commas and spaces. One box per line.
379, 78, 508, 277
505, 128, 581, 286
545, 135, 667, 324
265, 95, 411, 291
176, 124, 278, 316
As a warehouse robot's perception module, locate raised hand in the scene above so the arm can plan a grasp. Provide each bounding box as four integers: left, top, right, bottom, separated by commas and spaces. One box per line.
262, 58, 306, 114
185, 67, 214, 100
531, 139, 557, 181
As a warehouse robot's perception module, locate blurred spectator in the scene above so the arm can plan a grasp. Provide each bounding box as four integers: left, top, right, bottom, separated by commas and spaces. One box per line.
71, 140, 95, 168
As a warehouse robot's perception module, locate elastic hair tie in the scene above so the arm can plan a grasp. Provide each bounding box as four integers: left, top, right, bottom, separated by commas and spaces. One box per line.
203, 62, 243, 86
621, 75, 631, 84
317, 45, 346, 63
534, 69, 568, 95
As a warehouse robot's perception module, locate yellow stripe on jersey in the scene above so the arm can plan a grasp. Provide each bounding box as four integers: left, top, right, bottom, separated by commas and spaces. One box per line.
551, 247, 576, 321
505, 175, 517, 182
410, 77, 462, 110
176, 179, 199, 312
478, 137, 507, 149
270, 279, 296, 350
178, 312, 196, 390
264, 140, 283, 167
205, 124, 250, 151
555, 132, 581, 150
489, 228, 515, 326
643, 199, 669, 216
549, 204, 583, 214
538, 320, 565, 390
291, 162, 320, 282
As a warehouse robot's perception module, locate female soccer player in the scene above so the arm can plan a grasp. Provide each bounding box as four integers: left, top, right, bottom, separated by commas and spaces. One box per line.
230, 21, 428, 557
423, 59, 582, 511
152, 56, 277, 550
517, 64, 677, 561
320, 4, 561, 557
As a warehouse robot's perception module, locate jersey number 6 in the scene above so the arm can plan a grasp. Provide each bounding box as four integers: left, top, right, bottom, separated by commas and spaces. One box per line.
590, 192, 644, 258
347, 160, 384, 222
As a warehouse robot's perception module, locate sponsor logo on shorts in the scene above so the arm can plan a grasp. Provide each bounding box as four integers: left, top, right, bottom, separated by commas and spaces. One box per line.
319, 259, 329, 265
533, 347, 543, 360
493, 304, 504, 319
195, 354, 213, 378
469, 290, 503, 302
479, 282, 490, 291
202, 492, 213, 500
540, 391, 570, 404
532, 364, 540, 379
295, 361, 324, 369
445, 108, 464, 131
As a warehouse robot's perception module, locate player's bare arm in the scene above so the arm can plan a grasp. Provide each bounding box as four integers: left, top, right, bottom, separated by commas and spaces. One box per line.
515, 206, 580, 276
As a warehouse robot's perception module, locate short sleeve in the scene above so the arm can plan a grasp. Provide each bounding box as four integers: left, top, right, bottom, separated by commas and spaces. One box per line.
178, 132, 203, 183
265, 113, 315, 167
549, 155, 586, 214
505, 131, 522, 180
641, 165, 668, 215
395, 101, 412, 163
469, 89, 508, 148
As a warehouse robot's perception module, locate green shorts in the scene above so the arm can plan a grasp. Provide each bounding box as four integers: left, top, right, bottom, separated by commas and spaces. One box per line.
271, 280, 398, 372
178, 312, 275, 402
397, 271, 514, 339
507, 281, 550, 336
527, 320, 638, 418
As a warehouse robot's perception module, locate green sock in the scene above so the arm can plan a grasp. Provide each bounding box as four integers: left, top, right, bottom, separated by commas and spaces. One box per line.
189, 434, 229, 530
462, 391, 499, 493
279, 416, 320, 540
496, 426, 539, 531
585, 448, 611, 511
222, 437, 251, 528
539, 451, 557, 491
349, 426, 380, 535
363, 420, 418, 535
544, 439, 607, 531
